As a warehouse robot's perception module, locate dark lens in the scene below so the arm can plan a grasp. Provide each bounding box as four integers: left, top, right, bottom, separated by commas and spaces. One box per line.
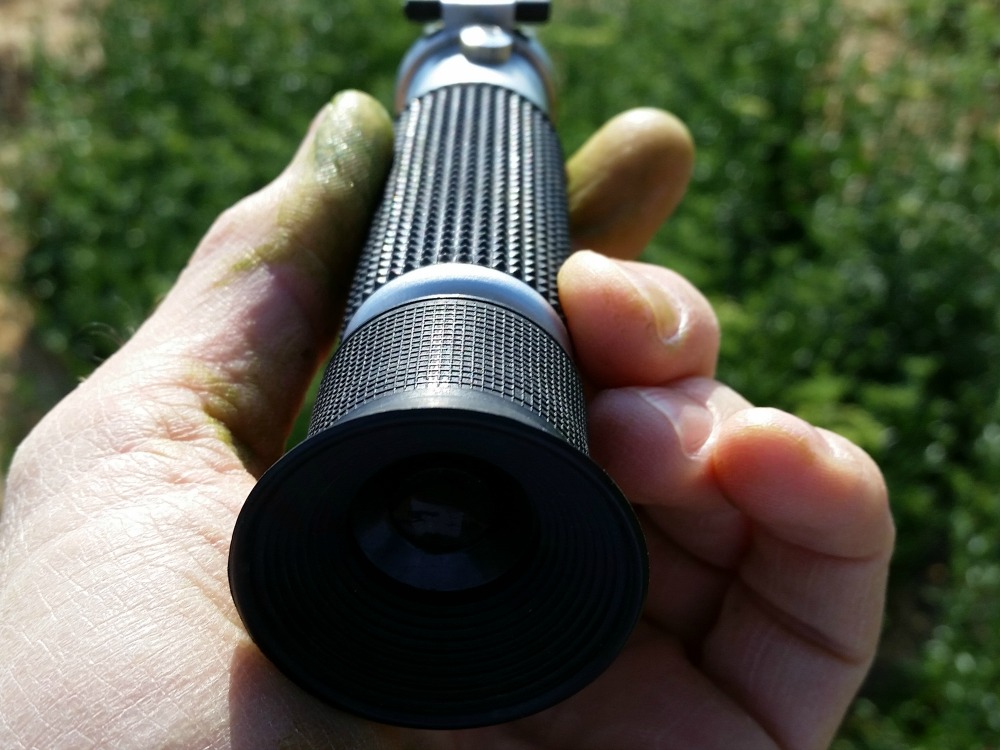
351, 454, 534, 592
388, 466, 498, 553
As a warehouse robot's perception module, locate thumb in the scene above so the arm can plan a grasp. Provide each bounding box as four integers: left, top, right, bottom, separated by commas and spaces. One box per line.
95, 90, 395, 472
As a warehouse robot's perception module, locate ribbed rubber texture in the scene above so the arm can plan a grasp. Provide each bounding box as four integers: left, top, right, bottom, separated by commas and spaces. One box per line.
309, 297, 588, 451
343, 83, 570, 323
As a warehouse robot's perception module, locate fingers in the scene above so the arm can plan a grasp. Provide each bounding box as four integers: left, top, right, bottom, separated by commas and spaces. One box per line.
98, 91, 395, 470
566, 108, 694, 259
589, 370, 893, 748
714, 408, 893, 558
589, 379, 748, 514
558, 251, 720, 387
588, 379, 753, 645
701, 408, 893, 748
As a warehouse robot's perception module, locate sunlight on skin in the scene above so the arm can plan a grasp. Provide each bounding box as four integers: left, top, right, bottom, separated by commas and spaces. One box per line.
0, 90, 892, 750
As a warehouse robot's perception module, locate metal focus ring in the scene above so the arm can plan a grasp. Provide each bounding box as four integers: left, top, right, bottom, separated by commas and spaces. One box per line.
342, 263, 572, 354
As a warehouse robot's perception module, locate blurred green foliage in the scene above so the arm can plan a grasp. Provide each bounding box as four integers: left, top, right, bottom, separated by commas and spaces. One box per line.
10, 0, 411, 367
4, 0, 1000, 745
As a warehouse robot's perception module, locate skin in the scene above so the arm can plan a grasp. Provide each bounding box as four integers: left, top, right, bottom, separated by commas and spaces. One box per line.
0, 90, 893, 750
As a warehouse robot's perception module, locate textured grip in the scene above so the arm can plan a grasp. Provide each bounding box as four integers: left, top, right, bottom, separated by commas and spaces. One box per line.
309, 297, 589, 451
308, 82, 582, 446
343, 83, 570, 321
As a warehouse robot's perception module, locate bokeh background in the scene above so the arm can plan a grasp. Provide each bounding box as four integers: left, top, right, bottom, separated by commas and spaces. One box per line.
1, 0, 998, 746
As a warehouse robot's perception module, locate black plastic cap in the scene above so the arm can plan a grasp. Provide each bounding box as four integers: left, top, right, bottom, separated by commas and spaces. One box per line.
404, 0, 440, 22
404, 1, 551, 24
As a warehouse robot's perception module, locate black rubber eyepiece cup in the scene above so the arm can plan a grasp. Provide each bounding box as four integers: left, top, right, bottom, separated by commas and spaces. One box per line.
229, 404, 646, 728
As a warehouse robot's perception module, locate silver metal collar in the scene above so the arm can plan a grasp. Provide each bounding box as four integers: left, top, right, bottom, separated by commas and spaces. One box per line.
396, 1, 555, 115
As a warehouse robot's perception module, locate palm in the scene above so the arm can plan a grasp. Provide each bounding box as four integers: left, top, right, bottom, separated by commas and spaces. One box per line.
0, 97, 891, 750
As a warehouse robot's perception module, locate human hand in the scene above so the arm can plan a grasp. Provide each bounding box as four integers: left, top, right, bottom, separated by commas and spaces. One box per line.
0, 91, 893, 749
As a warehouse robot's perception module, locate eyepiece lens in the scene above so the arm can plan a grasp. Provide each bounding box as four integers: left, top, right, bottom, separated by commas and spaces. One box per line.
389, 467, 498, 553
351, 455, 533, 592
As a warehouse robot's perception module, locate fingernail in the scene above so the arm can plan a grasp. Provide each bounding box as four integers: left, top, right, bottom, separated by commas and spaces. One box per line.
635, 387, 714, 455
616, 261, 682, 343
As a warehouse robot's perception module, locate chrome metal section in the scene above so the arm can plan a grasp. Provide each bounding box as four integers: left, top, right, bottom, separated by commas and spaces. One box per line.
395, 2, 555, 115
460, 24, 515, 64
396, 37, 551, 113
342, 264, 572, 353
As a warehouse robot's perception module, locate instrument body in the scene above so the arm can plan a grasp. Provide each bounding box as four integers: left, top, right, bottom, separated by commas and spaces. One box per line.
228, 0, 648, 728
